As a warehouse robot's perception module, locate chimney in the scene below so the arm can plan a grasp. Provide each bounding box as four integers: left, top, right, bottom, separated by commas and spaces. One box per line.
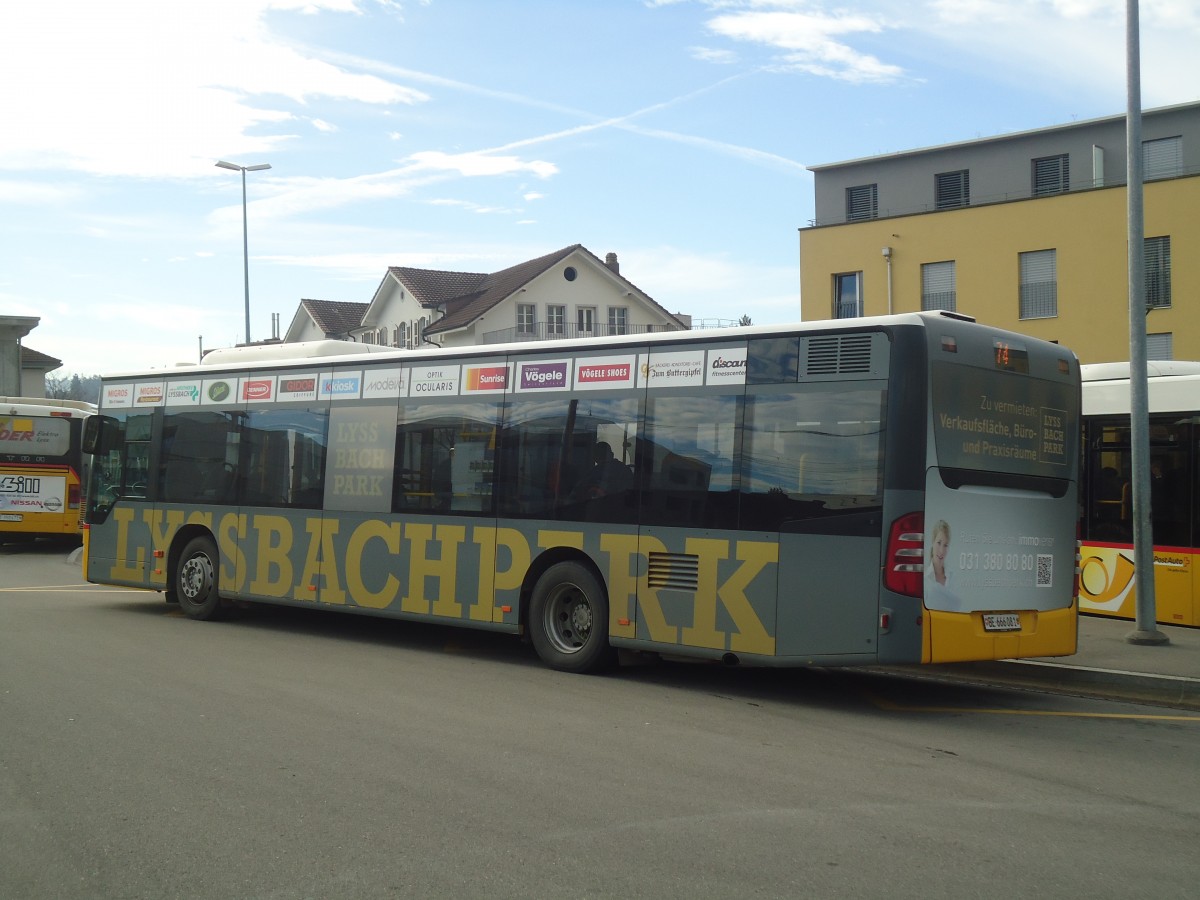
604, 252, 619, 275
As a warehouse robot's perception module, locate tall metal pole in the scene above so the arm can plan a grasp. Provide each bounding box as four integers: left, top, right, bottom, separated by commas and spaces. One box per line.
1125, 0, 1167, 645
216, 160, 270, 346
240, 167, 251, 345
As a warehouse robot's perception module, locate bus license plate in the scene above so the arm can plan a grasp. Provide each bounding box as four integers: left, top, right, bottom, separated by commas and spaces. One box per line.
982, 613, 1021, 632
0, 513, 22, 522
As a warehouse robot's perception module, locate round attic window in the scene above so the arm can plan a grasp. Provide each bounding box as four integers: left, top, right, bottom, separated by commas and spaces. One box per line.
563, 266, 577, 282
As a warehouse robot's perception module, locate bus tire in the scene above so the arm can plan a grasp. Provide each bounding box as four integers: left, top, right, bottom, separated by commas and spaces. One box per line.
529, 561, 614, 673
175, 536, 226, 621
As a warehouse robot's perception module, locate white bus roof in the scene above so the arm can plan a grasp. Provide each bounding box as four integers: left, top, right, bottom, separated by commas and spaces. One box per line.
0, 396, 97, 416
201, 340, 395, 366
98, 311, 1046, 381
1081, 362, 1200, 416
1081, 361, 1200, 381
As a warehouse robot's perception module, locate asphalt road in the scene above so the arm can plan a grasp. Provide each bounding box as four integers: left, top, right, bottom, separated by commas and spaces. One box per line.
2, 540, 1199, 899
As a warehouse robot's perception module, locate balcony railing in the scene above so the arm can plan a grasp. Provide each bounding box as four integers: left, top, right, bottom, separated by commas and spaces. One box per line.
482, 322, 687, 344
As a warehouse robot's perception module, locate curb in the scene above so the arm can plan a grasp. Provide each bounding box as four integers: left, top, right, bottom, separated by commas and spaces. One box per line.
871, 660, 1200, 713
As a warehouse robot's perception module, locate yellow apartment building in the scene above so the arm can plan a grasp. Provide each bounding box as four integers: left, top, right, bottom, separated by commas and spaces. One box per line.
799, 101, 1199, 363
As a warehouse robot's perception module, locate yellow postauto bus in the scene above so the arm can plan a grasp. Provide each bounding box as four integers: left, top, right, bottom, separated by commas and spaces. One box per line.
1, 396, 96, 541
1080, 361, 1200, 627
82, 313, 1080, 672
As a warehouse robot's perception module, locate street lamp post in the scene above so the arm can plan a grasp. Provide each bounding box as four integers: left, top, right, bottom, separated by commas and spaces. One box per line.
216, 160, 271, 345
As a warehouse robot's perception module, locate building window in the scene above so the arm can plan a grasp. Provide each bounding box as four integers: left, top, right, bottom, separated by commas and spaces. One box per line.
1145, 236, 1172, 309
1146, 333, 1173, 360
1019, 249, 1058, 319
1032, 154, 1070, 195
517, 303, 535, 335
608, 306, 628, 335
377, 327, 388, 345
547, 304, 566, 335
846, 184, 878, 221
834, 272, 862, 318
577, 307, 596, 335
1143, 136, 1182, 180
417, 316, 427, 346
362, 331, 374, 345
921, 261, 956, 312
935, 170, 970, 209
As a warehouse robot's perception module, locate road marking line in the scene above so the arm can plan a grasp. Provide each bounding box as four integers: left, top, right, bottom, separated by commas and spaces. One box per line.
865, 691, 1200, 722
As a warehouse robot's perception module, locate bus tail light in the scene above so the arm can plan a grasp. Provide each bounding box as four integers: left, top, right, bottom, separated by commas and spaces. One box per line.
885, 512, 924, 597
68, 484, 81, 509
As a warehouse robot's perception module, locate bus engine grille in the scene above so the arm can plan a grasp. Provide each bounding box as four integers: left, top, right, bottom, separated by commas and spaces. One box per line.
647, 552, 700, 592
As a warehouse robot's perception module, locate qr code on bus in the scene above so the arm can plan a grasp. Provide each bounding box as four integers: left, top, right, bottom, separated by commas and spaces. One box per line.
1036, 554, 1053, 587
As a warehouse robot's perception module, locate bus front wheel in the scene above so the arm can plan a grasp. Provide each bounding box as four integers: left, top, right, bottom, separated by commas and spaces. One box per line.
175, 536, 226, 620
529, 562, 614, 673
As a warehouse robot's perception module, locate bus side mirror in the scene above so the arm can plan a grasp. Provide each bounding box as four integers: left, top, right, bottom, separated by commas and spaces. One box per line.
83, 415, 116, 455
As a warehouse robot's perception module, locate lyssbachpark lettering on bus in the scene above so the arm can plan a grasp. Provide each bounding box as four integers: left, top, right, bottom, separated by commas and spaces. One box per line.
102, 507, 779, 655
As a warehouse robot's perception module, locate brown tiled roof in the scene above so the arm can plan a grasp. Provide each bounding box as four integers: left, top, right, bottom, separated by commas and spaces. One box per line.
416, 244, 680, 336
300, 299, 369, 336
389, 248, 568, 336
20, 346, 61, 371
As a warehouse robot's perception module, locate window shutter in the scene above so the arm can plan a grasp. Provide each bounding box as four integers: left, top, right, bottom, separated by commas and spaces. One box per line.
921, 261, 956, 311
1019, 250, 1057, 319
846, 184, 878, 221
1146, 333, 1173, 360
1033, 155, 1070, 195
935, 170, 970, 209
1145, 236, 1172, 308
1143, 136, 1182, 180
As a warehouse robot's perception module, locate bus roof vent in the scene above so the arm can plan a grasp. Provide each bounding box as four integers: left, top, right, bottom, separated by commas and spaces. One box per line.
805, 334, 874, 376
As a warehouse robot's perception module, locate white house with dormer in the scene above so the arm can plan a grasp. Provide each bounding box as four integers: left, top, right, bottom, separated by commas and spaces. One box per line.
283, 245, 688, 350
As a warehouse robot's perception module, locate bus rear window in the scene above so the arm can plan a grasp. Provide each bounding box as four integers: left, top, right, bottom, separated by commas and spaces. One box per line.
931, 362, 1077, 481
1, 416, 72, 459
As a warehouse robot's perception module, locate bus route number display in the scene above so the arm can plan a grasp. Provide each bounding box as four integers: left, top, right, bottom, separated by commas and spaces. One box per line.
993, 339, 1029, 373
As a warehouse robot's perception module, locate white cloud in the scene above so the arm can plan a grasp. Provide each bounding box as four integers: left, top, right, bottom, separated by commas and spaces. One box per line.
0, 180, 84, 205
918, 0, 1196, 105
690, 46, 739, 64
704, 7, 905, 84
0, 1, 425, 178
405, 151, 559, 179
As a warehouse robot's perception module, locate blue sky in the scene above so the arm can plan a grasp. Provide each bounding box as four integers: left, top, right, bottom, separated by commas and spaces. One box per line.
2, 0, 1197, 375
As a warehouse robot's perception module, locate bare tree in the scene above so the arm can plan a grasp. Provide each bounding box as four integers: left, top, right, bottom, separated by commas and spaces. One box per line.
44, 374, 101, 404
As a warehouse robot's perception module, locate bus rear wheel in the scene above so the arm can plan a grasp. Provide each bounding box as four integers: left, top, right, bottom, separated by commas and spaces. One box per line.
529, 561, 614, 673
175, 536, 226, 620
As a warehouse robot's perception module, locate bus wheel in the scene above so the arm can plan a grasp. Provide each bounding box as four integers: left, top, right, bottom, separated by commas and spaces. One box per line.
175, 536, 225, 620
529, 562, 614, 673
